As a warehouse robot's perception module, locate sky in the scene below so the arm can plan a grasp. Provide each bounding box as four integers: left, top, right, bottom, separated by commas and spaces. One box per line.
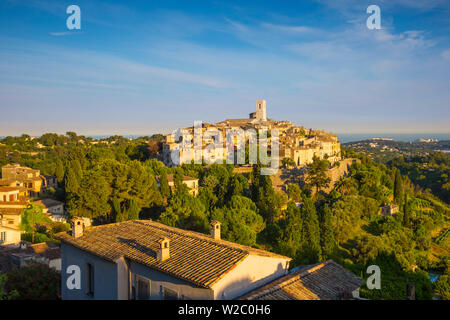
0, 0, 449, 136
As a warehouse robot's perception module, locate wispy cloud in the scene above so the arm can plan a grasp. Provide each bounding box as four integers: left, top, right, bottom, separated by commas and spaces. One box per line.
49, 31, 83, 36
0, 1, 449, 135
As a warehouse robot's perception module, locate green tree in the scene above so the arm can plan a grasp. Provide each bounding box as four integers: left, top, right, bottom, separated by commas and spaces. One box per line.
5, 261, 60, 300
434, 275, 450, 300
0, 274, 19, 300
173, 169, 188, 194
403, 194, 411, 228
297, 197, 322, 264
20, 205, 52, 243
287, 184, 302, 202
394, 168, 403, 204
198, 187, 218, 213
159, 170, 171, 199
55, 159, 64, 184
306, 155, 331, 194
277, 202, 302, 258
111, 197, 122, 222
320, 204, 335, 259
159, 193, 209, 233
282, 157, 296, 168
76, 170, 110, 219
210, 195, 265, 246
64, 165, 80, 214
128, 198, 140, 220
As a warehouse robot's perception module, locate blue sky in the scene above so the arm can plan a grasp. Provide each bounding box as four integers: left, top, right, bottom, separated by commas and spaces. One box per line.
0, 0, 449, 136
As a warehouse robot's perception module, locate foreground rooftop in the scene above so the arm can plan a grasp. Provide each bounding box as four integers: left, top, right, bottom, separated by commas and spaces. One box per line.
240, 260, 363, 300
55, 219, 290, 289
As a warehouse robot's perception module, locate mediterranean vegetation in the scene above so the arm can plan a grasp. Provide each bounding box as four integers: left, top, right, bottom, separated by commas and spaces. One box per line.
0, 132, 449, 300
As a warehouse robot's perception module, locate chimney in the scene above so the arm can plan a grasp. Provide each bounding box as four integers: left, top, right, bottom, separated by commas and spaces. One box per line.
19, 241, 27, 250
71, 217, 85, 238
210, 220, 221, 240
157, 237, 170, 261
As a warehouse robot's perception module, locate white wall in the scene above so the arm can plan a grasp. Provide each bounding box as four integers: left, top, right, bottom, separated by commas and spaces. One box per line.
0, 227, 21, 245
212, 254, 290, 300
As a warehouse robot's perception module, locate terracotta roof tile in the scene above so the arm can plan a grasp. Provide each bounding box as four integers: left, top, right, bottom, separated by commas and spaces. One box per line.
240, 260, 363, 300
55, 220, 290, 288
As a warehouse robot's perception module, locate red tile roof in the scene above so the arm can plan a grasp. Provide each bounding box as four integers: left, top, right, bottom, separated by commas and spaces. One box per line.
240, 260, 363, 300
55, 219, 290, 288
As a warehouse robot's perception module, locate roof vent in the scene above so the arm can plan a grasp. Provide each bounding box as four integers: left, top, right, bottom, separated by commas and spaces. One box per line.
71, 217, 85, 238
157, 237, 170, 261
210, 220, 221, 240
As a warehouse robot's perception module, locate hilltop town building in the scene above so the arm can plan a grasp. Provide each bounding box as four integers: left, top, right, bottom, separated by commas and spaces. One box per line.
0, 164, 57, 197
0, 164, 65, 245
0, 186, 26, 245
162, 100, 341, 167
31, 199, 66, 222
379, 204, 399, 217
155, 174, 199, 196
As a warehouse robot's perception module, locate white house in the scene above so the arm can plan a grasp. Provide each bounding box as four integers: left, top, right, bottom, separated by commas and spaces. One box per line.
56, 219, 291, 300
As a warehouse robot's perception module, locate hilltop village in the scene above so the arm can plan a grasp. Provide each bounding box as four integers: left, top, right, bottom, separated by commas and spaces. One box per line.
162, 100, 341, 167
0, 101, 448, 301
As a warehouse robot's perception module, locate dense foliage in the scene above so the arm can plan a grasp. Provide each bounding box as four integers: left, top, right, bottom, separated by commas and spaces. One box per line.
4, 262, 60, 300
1, 132, 449, 299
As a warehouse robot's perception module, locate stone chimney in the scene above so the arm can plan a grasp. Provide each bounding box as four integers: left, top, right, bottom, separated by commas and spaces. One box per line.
19, 241, 27, 250
157, 237, 170, 261
210, 220, 221, 240
71, 217, 85, 238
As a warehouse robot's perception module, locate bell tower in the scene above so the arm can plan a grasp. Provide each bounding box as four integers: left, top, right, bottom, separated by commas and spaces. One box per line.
256, 100, 267, 121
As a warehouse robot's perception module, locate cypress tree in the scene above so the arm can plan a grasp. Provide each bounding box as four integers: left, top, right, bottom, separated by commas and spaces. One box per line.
128, 198, 140, 221
394, 168, 403, 204
111, 197, 122, 222
278, 202, 303, 257
55, 159, 64, 184
159, 170, 171, 199
64, 166, 79, 194
403, 194, 411, 228
115, 207, 128, 222
64, 166, 79, 214
173, 169, 186, 193
299, 197, 322, 264
71, 159, 83, 181
320, 204, 335, 259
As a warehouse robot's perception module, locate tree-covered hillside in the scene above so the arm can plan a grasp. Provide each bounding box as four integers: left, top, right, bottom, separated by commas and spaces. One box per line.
1, 132, 449, 300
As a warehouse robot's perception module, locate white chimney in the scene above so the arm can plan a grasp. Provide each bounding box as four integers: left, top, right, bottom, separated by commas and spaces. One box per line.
210, 220, 221, 240
19, 241, 27, 250
71, 217, 85, 238
157, 237, 170, 261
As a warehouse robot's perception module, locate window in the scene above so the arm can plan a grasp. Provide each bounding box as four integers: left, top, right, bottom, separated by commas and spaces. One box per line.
136, 276, 150, 300
0, 231, 6, 243
86, 263, 95, 296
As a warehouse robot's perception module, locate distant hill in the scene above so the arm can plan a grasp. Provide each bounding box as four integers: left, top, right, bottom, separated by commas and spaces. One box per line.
343, 139, 450, 163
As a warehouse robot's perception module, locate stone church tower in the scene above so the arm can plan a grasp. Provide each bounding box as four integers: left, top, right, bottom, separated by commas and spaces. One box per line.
255, 99, 267, 121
